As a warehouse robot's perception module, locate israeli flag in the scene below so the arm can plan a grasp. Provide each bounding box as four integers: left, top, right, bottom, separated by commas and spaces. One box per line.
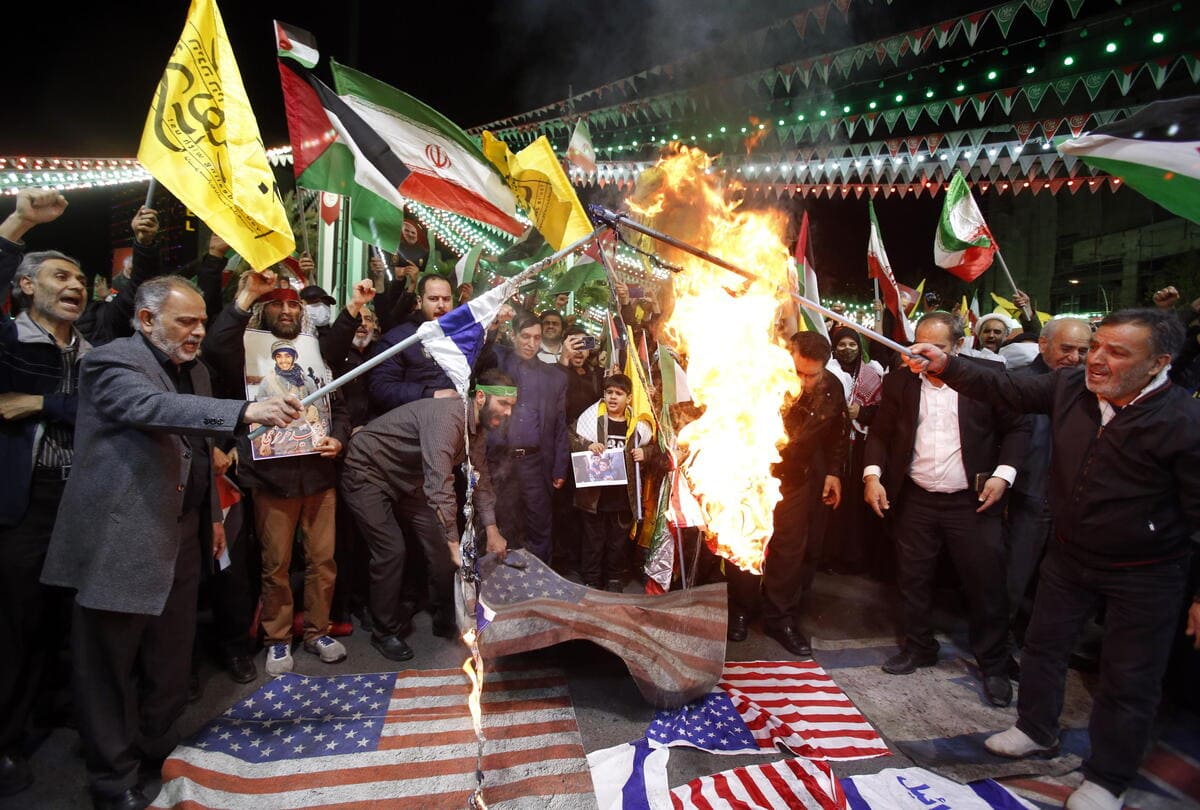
416, 280, 514, 395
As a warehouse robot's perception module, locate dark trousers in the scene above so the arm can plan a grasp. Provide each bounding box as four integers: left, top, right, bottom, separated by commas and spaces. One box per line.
207, 513, 256, 658
581, 508, 630, 586
893, 481, 1010, 676
331, 484, 369, 624
341, 477, 451, 637
1016, 546, 1189, 796
489, 450, 555, 562
761, 482, 821, 627
72, 510, 201, 798
0, 472, 71, 753
1003, 489, 1053, 629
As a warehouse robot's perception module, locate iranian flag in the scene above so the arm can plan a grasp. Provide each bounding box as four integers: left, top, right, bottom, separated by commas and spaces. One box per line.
1058, 96, 1200, 225
330, 61, 524, 237
867, 202, 915, 343
566, 119, 597, 174
934, 172, 998, 282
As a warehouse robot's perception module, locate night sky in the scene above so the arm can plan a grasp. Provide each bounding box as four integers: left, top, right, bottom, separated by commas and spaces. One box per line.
6, 1, 1193, 304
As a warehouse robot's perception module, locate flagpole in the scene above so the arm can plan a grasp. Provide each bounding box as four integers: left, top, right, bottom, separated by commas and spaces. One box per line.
993, 250, 1033, 320
247, 225, 609, 439
144, 178, 157, 209
295, 186, 311, 256
587, 206, 915, 357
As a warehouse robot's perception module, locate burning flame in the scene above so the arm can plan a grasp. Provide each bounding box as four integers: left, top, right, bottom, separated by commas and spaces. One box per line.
628, 146, 799, 574
462, 628, 489, 809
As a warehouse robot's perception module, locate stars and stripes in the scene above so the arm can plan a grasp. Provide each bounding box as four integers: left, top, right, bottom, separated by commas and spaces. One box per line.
475, 550, 727, 710
647, 661, 891, 761
670, 756, 847, 810
151, 665, 596, 809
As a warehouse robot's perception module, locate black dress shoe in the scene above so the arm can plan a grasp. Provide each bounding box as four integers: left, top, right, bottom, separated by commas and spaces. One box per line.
371, 634, 414, 662
1006, 656, 1021, 682
727, 613, 749, 642
226, 653, 258, 684
92, 787, 150, 810
0, 752, 33, 797
881, 649, 939, 675
984, 674, 1013, 707
766, 624, 812, 658
432, 621, 458, 640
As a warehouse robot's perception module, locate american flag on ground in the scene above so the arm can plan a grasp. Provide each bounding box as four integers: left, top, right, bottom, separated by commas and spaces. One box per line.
474, 550, 727, 710
151, 664, 596, 809
670, 756, 847, 809
646, 661, 891, 761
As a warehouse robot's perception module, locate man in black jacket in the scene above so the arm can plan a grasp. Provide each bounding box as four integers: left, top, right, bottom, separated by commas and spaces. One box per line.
907, 308, 1200, 810
864, 312, 1030, 708
728, 332, 848, 657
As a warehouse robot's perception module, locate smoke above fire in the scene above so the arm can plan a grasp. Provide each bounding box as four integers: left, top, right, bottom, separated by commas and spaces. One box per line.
627, 145, 800, 574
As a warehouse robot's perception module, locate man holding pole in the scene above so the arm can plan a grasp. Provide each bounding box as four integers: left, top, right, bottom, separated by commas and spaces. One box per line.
903, 308, 1200, 810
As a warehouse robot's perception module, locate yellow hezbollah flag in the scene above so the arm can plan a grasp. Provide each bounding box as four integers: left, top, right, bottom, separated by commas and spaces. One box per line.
138, 0, 293, 270
990, 292, 1052, 325
480, 132, 592, 250
623, 326, 657, 439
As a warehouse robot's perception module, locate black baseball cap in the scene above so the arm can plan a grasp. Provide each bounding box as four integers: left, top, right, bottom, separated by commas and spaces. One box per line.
299, 285, 335, 305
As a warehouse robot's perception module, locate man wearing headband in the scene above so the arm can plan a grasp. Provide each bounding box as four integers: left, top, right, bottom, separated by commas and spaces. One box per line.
340, 369, 516, 661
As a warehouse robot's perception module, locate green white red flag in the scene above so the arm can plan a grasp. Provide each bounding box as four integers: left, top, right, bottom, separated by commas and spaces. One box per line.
934, 172, 998, 282
867, 202, 915, 343
329, 61, 524, 237
1057, 96, 1200, 225
566, 119, 597, 174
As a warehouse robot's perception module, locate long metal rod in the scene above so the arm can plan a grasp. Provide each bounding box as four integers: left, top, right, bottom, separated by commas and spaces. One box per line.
589, 206, 914, 357
246, 226, 608, 439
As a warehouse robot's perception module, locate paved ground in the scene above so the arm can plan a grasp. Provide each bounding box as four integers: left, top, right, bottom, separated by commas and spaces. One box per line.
3, 569, 916, 808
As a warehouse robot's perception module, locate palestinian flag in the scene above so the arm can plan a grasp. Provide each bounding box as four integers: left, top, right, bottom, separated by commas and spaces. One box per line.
274, 20, 318, 69
792, 211, 829, 339
278, 58, 407, 251
867, 202, 915, 343
934, 172, 998, 282
1058, 96, 1200, 224
331, 62, 523, 237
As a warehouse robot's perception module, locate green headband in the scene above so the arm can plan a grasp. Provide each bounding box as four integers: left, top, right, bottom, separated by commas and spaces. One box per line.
476, 385, 518, 397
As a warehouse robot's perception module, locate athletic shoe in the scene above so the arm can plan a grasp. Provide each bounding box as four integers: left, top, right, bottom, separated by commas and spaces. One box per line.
265, 642, 294, 677
303, 635, 347, 664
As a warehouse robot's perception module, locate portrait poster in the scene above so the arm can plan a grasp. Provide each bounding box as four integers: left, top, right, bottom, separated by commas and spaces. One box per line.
243, 329, 332, 460
571, 449, 628, 488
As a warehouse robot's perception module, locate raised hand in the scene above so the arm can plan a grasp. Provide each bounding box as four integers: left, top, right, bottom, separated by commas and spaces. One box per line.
131, 206, 159, 245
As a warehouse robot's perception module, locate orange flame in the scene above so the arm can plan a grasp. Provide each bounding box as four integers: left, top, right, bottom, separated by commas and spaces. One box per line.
462, 628, 489, 809
628, 146, 799, 574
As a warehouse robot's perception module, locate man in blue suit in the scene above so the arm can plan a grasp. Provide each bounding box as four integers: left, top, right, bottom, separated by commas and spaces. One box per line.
483, 310, 569, 562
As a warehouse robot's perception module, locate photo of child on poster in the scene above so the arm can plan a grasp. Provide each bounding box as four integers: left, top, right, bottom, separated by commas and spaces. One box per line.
243, 329, 333, 459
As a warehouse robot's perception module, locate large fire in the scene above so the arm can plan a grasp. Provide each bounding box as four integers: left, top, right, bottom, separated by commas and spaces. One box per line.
628, 146, 800, 574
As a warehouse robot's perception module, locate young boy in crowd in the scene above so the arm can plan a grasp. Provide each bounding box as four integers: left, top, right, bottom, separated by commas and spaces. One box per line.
569, 374, 655, 591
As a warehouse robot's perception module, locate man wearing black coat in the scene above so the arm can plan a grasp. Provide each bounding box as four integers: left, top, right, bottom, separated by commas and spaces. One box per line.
864, 312, 1030, 708
908, 308, 1200, 810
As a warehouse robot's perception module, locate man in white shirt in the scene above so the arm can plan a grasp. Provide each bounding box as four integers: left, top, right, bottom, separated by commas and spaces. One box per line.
863, 312, 1031, 707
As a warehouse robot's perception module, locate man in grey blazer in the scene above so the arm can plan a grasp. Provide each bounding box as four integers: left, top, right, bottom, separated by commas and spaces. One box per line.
40, 276, 300, 810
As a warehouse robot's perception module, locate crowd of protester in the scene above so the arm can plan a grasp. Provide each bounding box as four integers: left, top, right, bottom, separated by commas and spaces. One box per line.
1, 187, 1199, 810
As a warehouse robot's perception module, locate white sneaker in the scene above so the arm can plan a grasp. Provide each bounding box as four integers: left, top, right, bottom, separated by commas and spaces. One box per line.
303, 635, 347, 664
265, 642, 294, 676
984, 725, 1058, 758
1066, 780, 1125, 810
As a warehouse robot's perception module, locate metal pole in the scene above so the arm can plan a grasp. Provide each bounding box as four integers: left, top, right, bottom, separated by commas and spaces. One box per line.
246, 226, 609, 439
993, 250, 1033, 320
144, 178, 156, 209
295, 186, 311, 256
588, 206, 915, 357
